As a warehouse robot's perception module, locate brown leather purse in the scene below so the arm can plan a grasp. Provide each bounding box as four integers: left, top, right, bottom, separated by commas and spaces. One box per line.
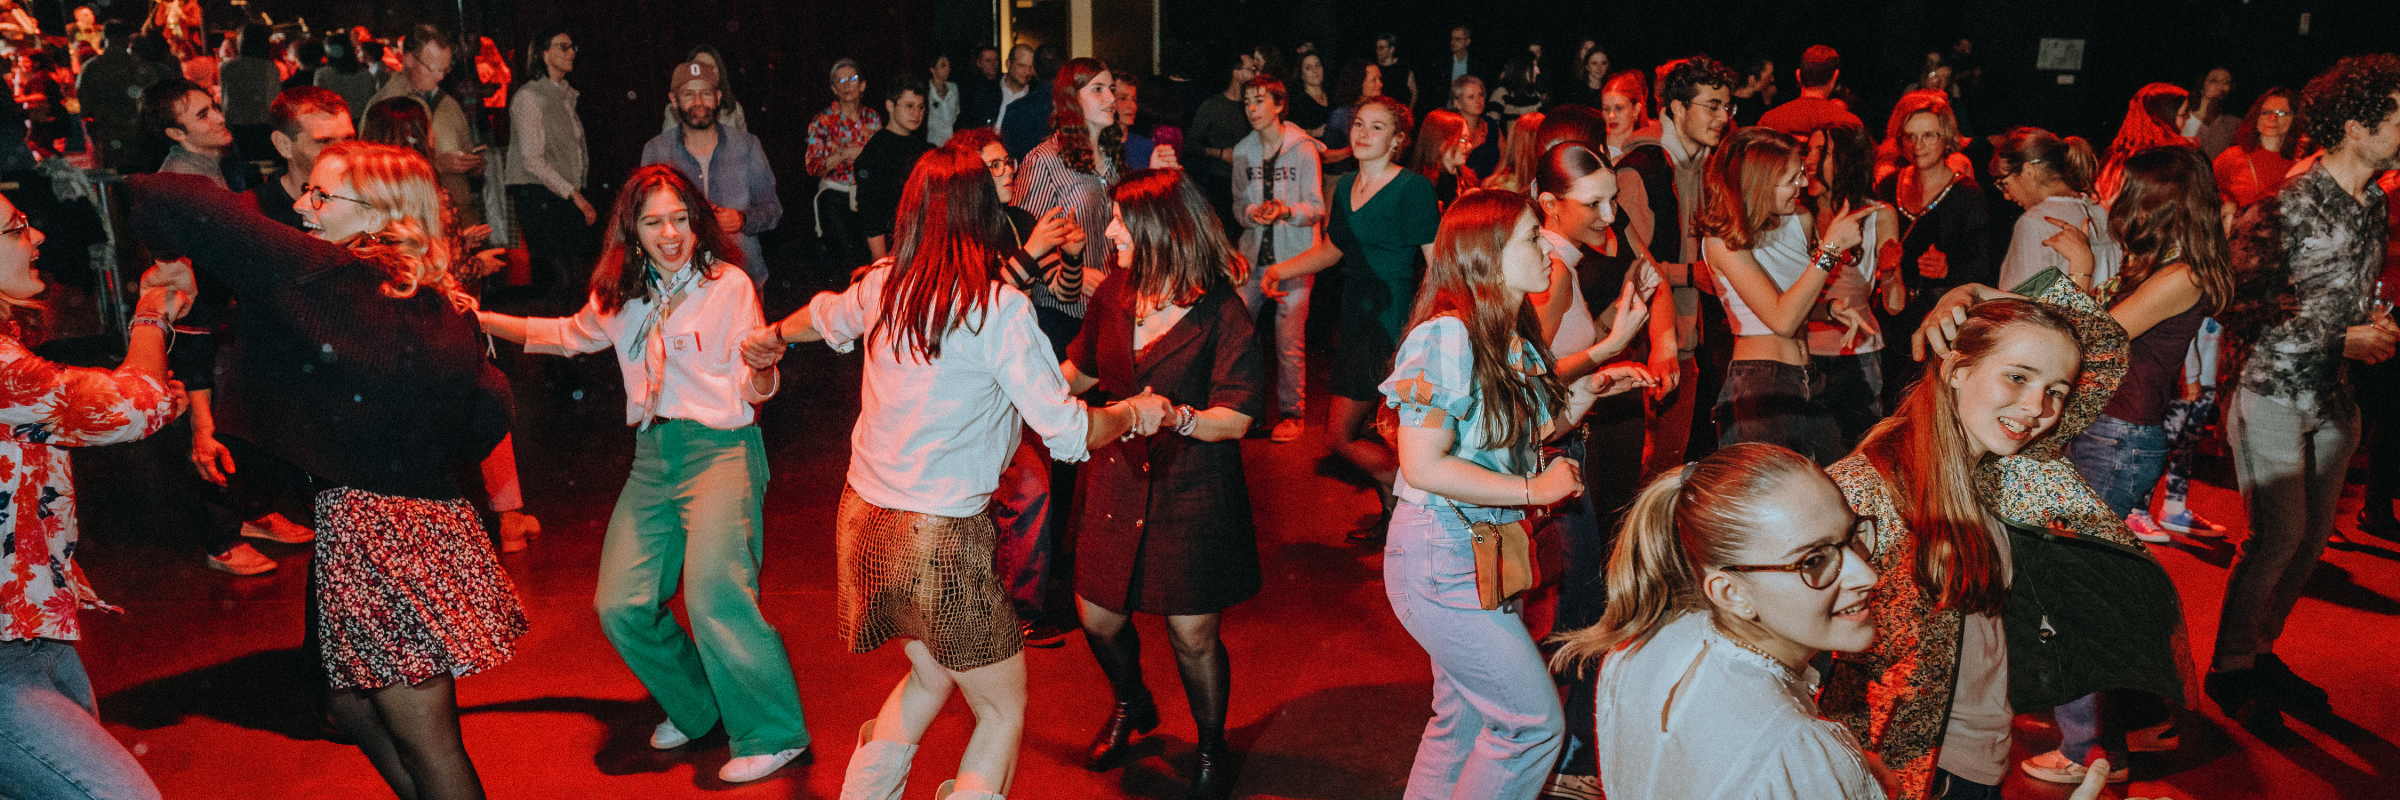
1450, 502, 1536, 610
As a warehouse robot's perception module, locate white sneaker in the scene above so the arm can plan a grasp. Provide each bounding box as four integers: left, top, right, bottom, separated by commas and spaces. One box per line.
239, 513, 316, 544
2020, 749, 2128, 784
1270, 417, 1305, 443
206, 543, 277, 576
720, 747, 805, 783
649, 720, 689, 750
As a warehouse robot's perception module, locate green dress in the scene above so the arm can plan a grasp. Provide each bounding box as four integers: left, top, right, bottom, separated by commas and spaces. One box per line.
1327, 168, 1441, 400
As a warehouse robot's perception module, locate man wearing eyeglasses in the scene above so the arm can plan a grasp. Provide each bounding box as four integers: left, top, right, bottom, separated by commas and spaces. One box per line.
368, 23, 484, 230
1618, 56, 1739, 477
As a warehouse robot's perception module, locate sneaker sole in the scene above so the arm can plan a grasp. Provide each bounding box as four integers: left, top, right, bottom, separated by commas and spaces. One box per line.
239, 530, 316, 544
206, 559, 277, 576
2020, 764, 2129, 784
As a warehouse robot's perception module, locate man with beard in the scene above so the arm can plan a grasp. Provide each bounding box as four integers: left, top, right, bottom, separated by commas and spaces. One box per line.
854, 75, 934, 259
642, 59, 783, 292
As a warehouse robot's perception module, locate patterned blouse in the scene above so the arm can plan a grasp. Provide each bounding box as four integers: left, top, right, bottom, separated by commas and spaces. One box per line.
1820, 269, 2133, 800
2221, 163, 2389, 424
1380, 316, 1551, 509
804, 103, 884, 186
0, 323, 181, 642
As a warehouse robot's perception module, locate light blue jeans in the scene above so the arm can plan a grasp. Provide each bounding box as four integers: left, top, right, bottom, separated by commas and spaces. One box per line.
1236, 269, 1311, 417
0, 639, 162, 800
1384, 502, 1564, 800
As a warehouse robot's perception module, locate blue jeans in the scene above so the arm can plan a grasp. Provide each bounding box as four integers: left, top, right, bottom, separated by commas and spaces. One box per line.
1385, 502, 1565, 800
2069, 414, 2172, 519
0, 639, 162, 800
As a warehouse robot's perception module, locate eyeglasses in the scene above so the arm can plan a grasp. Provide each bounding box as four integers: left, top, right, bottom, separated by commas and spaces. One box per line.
1719, 521, 1872, 589
2260, 109, 2292, 118
984, 156, 1017, 176
835, 75, 864, 85
1902, 131, 1951, 145
300, 184, 370, 210
1688, 100, 1730, 116
0, 210, 26, 237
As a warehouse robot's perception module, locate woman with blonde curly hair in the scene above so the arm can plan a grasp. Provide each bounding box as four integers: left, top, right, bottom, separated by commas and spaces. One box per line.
132, 140, 524, 800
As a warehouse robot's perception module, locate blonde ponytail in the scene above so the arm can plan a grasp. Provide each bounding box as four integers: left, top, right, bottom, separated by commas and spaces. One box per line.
2060, 136, 2100, 196
1549, 442, 1825, 674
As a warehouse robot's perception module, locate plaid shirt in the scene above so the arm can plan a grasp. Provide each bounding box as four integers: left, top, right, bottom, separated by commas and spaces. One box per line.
2222, 163, 2389, 423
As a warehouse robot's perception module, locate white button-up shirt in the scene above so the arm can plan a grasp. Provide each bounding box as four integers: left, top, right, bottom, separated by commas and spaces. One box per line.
809, 266, 1091, 518
524, 264, 775, 430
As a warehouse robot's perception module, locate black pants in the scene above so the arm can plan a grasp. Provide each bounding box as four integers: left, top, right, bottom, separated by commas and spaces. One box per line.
2358, 356, 2400, 521
509, 185, 597, 313
195, 433, 322, 556
1715, 360, 1844, 466
1811, 351, 1886, 452
815, 187, 871, 272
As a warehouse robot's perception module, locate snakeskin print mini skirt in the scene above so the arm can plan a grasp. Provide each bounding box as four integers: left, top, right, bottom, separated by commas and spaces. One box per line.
835, 485, 1025, 671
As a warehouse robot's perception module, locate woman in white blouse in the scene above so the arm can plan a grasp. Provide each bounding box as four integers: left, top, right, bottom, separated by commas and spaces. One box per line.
744, 143, 1168, 800
476, 165, 812, 784
1990, 127, 2122, 294
925, 51, 961, 146
1550, 442, 1885, 800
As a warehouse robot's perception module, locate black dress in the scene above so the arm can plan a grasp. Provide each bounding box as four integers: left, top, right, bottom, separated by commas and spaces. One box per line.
1068, 277, 1267, 615
1874, 169, 1994, 408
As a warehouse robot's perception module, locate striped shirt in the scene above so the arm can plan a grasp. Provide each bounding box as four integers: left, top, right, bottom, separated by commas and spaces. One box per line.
1011, 135, 1119, 317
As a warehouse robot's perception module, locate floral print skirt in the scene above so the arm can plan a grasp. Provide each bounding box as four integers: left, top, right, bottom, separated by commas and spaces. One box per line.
313, 487, 529, 690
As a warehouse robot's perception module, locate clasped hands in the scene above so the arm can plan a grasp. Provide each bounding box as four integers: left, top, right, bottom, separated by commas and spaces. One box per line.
1115, 387, 1175, 437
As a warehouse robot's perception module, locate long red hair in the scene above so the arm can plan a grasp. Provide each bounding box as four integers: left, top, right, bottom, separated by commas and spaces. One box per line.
870, 141, 1010, 362
1856, 298, 2079, 616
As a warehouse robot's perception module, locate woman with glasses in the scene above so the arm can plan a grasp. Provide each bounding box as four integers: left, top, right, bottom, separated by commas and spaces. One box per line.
1411, 109, 1480, 209
506, 26, 595, 314
0, 194, 187, 800
132, 141, 526, 800
1552, 443, 1886, 800
1990, 127, 2118, 293
1699, 126, 1877, 465
1873, 90, 1993, 410
2212, 88, 2300, 208
806, 58, 882, 270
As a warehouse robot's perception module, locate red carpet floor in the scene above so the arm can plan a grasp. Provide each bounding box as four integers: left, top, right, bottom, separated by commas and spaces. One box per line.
63, 286, 2400, 800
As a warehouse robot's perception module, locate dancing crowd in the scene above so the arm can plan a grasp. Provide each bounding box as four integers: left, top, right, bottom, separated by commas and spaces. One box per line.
0, 8, 2395, 800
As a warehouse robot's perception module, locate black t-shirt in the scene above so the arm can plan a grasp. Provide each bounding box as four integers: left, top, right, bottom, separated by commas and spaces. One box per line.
248, 174, 309, 232
854, 129, 934, 239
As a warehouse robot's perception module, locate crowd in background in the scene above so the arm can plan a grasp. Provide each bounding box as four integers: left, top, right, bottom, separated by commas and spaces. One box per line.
0, 4, 2394, 800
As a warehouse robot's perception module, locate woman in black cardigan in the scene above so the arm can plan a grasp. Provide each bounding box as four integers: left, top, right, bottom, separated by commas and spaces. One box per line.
1065, 169, 1265, 800
132, 141, 523, 800
1875, 90, 1994, 409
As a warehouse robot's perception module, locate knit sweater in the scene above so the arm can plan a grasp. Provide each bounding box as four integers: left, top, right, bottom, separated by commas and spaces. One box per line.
129, 173, 512, 500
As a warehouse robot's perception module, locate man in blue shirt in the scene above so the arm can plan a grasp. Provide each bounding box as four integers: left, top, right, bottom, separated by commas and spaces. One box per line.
641, 60, 783, 292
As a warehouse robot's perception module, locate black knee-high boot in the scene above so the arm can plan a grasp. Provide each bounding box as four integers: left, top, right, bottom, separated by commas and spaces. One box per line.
1082, 621, 1157, 770
1177, 639, 1234, 800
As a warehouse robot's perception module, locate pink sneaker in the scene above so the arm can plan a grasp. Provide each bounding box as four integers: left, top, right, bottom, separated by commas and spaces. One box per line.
2125, 510, 2171, 543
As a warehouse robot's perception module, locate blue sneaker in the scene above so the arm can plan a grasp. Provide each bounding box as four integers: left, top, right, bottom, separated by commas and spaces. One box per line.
2159, 508, 2226, 537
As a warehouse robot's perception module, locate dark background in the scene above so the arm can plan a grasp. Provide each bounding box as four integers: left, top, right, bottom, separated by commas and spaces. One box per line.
42, 0, 2400, 252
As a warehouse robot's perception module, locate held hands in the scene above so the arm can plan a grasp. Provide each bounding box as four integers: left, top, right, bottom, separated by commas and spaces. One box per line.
140, 258, 197, 318
134, 285, 188, 323
1528, 457, 1584, 505
741, 322, 789, 369
1120, 387, 1173, 435
1589, 362, 1658, 397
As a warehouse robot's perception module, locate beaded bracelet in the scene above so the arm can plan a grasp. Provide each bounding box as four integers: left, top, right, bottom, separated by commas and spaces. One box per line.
1173, 404, 1199, 437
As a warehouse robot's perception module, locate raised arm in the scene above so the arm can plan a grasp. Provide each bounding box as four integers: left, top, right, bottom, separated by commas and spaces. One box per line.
128, 173, 355, 297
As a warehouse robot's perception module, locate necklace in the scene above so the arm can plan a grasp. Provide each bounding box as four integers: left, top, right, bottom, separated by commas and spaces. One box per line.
1710, 618, 1798, 679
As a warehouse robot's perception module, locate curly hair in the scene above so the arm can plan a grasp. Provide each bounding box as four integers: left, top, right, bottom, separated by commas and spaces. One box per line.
1658, 55, 1737, 120
1047, 57, 1126, 176
315, 141, 472, 313
2300, 53, 2400, 153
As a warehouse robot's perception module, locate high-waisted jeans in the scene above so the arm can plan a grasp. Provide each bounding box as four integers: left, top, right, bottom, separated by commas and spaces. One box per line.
1384, 502, 1564, 800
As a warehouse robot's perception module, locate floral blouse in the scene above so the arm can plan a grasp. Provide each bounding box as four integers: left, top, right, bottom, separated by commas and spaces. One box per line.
0, 324, 181, 641
804, 103, 884, 186
2221, 163, 2389, 424
1380, 315, 1551, 509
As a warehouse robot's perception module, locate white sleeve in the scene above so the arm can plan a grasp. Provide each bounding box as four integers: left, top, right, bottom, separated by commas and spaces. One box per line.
522, 296, 617, 356
808, 266, 888, 353
984, 292, 1091, 463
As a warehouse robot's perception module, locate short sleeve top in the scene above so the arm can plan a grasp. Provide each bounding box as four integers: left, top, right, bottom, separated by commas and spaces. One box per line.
1329, 168, 1442, 346
1380, 315, 1549, 507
